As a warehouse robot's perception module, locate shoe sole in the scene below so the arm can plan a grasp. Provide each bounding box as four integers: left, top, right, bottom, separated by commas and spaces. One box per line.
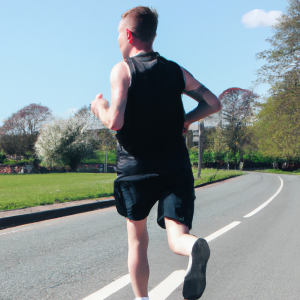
182, 238, 210, 300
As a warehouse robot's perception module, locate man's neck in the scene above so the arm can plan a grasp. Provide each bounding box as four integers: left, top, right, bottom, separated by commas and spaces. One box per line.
128, 46, 154, 58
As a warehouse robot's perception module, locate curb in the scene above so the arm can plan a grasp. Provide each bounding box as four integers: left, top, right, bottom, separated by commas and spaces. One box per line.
0, 199, 115, 230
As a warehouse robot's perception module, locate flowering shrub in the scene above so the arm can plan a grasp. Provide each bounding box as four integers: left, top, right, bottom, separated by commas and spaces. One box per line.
35, 113, 103, 171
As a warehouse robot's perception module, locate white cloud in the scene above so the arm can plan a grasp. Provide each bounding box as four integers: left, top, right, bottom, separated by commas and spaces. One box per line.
53, 108, 78, 119
68, 108, 78, 115
242, 9, 283, 28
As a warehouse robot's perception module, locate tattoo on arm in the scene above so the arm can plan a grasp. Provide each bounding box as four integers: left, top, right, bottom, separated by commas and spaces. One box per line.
184, 84, 209, 102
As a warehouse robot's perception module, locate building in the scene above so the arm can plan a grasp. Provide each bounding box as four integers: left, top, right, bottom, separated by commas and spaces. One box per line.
186, 123, 199, 148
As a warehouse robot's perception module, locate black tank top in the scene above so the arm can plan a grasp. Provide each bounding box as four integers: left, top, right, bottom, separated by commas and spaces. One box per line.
116, 52, 191, 176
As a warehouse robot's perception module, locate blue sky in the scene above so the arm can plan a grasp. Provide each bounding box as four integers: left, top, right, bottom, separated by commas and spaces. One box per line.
0, 0, 287, 126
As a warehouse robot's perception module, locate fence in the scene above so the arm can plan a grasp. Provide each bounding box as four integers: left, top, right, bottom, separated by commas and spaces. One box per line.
0, 163, 33, 174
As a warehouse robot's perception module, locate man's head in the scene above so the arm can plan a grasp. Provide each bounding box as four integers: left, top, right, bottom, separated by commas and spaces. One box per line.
118, 6, 158, 59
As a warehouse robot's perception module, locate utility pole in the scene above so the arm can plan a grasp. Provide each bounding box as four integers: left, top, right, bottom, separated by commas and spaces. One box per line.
104, 139, 108, 173
227, 153, 229, 170
197, 119, 205, 179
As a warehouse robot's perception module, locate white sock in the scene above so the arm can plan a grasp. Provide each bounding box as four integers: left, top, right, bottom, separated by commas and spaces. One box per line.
135, 298, 149, 300
185, 253, 193, 276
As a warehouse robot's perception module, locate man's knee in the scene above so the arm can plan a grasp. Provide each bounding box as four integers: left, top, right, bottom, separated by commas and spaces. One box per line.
168, 238, 181, 255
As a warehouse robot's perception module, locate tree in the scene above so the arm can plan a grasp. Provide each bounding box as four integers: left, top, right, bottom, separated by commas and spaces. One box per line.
254, 84, 300, 160
218, 88, 259, 167
254, 0, 300, 162
0, 104, 52, 156
0, 151, 6, 164
74, 105, 117, 151
35, 105, 115, 171
35, 117, 94, 171
74, 105, 116, 172
210, 125, 227, 157
256, 0, 300, 87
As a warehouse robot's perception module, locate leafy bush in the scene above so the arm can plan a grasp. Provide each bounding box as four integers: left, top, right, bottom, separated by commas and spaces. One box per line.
82, 150, 116, 164
203, 150, 215, 163
77, 168, 100, 173
189, 149, 228, 164
188, 148, 198, 164
2, 158, 34, 165
243, 151, 275, 163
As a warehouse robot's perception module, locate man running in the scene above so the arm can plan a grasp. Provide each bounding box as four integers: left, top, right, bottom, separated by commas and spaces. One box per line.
91, 6, 222, 300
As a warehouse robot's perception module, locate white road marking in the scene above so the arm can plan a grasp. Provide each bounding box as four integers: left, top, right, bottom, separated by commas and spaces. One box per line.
82, 274, 131, 300
243, 176, 284, 218
0, 230, 19, 236
204, 221, 241, 242
4, 174, 286, 299
85, 174, 284, 299
146, 222, 242, 299
82, 220, 242, 300
148, 270, 186, 299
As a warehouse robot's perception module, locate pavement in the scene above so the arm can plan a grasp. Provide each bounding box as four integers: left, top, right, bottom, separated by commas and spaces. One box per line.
0, 197, 115, 230
1, 172, 299, 300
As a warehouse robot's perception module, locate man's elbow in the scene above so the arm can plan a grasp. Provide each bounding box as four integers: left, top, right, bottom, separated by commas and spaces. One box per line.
109, 124, 121, 131
108, 119, 123, 131
210, 101, 222, 113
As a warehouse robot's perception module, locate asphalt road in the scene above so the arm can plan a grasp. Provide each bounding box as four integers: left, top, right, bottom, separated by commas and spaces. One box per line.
0, 172, 299, 300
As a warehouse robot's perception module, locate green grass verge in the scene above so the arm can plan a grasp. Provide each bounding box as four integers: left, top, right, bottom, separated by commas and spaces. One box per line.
0, 169, 244, 211
252, 169, 300, 175
192, 168, 244, 186
0, 173, 116, 211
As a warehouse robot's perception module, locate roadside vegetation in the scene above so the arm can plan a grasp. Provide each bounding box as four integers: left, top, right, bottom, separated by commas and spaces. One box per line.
0, 169, 243, 211
81, 150, 116, 164
192, 168, 244, 186
0, 173, 116, 211
254, 169, 300, 175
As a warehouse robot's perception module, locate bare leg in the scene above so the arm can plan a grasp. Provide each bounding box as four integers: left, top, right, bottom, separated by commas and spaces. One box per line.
127, 217, 149, 298
165, 217, 210, 300
164, 217, 198, 256
165, 217, 198, 300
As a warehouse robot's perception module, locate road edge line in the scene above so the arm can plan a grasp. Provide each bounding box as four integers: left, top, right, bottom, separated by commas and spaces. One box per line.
205, 221, 241, 242
243, 176, 284, 218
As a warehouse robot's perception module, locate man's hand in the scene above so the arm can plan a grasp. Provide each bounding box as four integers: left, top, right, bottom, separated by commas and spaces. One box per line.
91, 93, 109, 119
182, 120, 190, 134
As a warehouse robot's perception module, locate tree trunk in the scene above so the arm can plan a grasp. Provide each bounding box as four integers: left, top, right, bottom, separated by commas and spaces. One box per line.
69, 162, 78, 172
104, 140, 108, 173
197, 119, 205, 178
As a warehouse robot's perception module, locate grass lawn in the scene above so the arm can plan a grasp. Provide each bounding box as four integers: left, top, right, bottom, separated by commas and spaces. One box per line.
252, 169, 300, 175
0, 169, 244, 211
0, 173, 116, 211
192, 168, 244, 186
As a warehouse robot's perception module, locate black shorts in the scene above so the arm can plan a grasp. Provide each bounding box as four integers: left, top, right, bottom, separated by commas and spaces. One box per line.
113, 169, 196, 230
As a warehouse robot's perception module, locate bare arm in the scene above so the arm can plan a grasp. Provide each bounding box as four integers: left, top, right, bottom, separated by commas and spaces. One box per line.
91, 61, 130, 131
181, 67, 222, 131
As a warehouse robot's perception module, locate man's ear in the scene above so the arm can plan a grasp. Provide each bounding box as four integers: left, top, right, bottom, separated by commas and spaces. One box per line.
126, 28, 133, 44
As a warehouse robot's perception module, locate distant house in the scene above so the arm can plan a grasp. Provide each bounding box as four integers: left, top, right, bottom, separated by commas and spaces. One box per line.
186, 123, 199, 148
